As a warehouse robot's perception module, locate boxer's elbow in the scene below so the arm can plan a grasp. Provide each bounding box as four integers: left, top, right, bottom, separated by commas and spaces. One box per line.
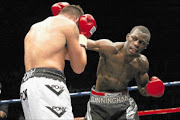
71, 61, 86, 74
72, 65, 85, 74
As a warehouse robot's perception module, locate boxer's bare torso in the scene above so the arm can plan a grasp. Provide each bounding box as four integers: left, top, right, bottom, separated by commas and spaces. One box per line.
25, 16, 67, 72
24, 15, 86, 73
95, 42, 148, 92
87, 29, 150, 94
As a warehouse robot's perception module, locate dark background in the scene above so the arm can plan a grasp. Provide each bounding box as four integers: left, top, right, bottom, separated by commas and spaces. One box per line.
0, 0, 180, 119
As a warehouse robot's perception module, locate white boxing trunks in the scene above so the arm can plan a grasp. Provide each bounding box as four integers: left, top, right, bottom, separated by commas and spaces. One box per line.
20, 68, 74, 120
85, 86, 139, 120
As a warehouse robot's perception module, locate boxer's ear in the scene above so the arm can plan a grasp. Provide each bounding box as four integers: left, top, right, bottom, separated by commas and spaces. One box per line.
126, 33, 130, 41
75, 18, 79, 22
74, 18, 79, 25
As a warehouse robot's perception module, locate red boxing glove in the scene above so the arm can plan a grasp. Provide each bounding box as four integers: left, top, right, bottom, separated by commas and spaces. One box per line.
51, 2, 70, 16
146, 76, 165, 97
78, 14, 97, 39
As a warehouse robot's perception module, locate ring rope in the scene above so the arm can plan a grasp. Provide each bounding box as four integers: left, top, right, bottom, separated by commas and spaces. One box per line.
0, 81, 180, 104
74, 107, 180, 119
138, 107, 180, 116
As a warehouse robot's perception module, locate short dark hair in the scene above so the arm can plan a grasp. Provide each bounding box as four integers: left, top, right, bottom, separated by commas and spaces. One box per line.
130, 25, 151, 40
60, 5, 84, 18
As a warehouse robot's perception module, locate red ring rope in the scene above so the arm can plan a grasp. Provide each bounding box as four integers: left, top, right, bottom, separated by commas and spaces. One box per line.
138, 107, 180, 116
74, 107, 180, 119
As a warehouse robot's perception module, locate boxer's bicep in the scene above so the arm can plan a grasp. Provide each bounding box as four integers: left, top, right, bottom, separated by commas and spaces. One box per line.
87, 39, 115, 53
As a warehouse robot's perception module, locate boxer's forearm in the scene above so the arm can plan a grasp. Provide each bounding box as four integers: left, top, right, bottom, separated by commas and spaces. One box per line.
87, 39, 99, 51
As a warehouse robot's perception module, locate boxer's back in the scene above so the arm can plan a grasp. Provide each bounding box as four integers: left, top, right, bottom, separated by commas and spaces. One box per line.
24, 16, 70, 72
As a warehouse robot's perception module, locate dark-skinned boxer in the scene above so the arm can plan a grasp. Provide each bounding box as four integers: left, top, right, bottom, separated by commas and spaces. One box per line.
85, 26, 164, 120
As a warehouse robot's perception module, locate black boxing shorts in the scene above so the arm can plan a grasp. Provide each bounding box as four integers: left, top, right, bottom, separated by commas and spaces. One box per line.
20, 68, 74, 120
85, 86, 139, 120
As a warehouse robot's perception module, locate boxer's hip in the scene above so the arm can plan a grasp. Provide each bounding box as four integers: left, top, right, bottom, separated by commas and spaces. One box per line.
90, 85, 129, 104
20, 68, 73, 119
85, 86, 138, 120
21, 67, 66, 84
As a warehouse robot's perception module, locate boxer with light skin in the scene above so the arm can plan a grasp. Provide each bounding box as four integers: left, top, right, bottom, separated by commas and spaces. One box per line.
20, 2, 96, 120
85, 26, 164, 120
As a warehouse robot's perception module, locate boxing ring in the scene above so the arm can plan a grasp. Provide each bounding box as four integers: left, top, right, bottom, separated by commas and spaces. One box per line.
0, 81, 180, 119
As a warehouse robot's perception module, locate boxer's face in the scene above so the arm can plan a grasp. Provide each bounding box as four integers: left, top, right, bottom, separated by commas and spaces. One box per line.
126, 29, 149, 55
